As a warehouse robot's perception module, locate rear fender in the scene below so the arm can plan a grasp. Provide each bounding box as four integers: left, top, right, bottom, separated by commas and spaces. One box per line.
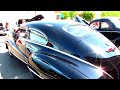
26, 41, 103, 79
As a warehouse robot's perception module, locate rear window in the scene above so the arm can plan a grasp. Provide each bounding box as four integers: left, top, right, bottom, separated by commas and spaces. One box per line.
63, 24, 96, 37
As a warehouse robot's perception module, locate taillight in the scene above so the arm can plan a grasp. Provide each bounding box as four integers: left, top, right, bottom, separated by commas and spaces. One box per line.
106, 47, 116, 52
5, 38, 8, 43
18, 39, 22, 44
46, 42, 53, 47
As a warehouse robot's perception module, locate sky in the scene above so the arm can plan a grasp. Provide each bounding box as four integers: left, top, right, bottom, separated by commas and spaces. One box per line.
0, 11, 56, 27
0, 11, 35, 26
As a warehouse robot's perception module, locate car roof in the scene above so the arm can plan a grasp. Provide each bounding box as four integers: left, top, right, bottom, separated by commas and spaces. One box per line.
23, 20, 88, 51
25, 19, 84, 27
92, 17, 119, 22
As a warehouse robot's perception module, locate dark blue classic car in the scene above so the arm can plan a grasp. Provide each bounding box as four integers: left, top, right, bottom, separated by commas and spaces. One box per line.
5, 20, 118, 79
89, 17, 120, 49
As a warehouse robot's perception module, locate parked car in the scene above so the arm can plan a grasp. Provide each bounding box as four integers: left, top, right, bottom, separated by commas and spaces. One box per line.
89, 17, 120, 49
0, 23, 6, 35
6, 20, 119, 79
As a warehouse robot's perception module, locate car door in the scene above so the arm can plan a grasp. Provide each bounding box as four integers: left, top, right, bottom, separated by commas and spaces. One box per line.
25, 28, 49, 77
16, 27, 28, 63
25, 28, 48, 58
26, 28, 65, 79
99, 21, 115, 41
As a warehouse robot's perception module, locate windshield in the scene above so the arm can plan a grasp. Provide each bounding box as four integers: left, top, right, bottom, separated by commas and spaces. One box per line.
63, 24, 96, 37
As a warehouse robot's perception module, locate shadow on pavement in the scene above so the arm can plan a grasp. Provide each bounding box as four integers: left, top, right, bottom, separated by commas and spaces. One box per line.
0, 45, 33, 79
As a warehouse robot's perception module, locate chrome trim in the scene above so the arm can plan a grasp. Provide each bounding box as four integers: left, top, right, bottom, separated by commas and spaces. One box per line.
7, 41, 28, 64
11, 51, 28, 64
27, 65, 44, 79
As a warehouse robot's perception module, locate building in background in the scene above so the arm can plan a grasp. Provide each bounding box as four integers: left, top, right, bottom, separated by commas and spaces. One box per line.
54, 11, 62, 20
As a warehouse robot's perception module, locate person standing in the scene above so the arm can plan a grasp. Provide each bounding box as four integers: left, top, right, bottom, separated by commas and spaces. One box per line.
5, 22, 9, 31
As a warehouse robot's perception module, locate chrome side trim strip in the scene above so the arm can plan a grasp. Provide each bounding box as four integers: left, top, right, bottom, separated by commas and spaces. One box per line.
27, 65, 44, 79
7, 40, 28, 64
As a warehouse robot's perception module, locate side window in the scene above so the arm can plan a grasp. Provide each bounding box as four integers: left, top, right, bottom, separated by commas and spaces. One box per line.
14, 28, 27, 40
19, 29, 27, 38
30, 30, 48, 45
100, 22, 109, 30
90, 21, 100, 29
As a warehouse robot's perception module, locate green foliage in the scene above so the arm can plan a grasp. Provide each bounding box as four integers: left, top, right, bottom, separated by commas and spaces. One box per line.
101, 11, 120, 17
61, 11, 78, 19
68, 11, 78, 19
81, 11, 95, 21
61, 11, 69, 19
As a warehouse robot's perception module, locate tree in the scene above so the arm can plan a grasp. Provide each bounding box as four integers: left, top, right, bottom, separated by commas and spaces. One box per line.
61, 11, 78, 19
68, 11, 78, 19
61, 11, 69, 19
81, 11, 95, 21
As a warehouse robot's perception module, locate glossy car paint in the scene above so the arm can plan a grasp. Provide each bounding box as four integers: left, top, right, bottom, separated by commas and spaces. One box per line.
28, 20, 120, 78
5, 20, 115, 79
25, 20, 120, 70
6, 35, 112, 79
26, 41, 109, 79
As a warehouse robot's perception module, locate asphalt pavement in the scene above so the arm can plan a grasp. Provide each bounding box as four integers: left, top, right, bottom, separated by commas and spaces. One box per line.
0, 35, 33, 79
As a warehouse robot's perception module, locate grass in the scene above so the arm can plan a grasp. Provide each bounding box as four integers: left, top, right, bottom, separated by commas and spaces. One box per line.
101, 11, 120, 18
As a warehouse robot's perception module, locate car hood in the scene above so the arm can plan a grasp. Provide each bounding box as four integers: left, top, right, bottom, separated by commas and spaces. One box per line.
74, 33, 120, 71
